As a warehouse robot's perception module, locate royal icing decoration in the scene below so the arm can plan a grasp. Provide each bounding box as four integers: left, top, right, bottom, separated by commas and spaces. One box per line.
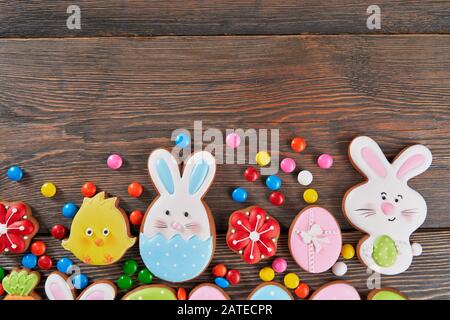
288, 206, 341, 273
248, 282, 294, 300
122, 285, 177, 300
140, 149, 216, 283
0, 202, 39, 254
343, 136, 432, 275
45, 272, 116, 300
189, 283, 230, 300
2, 268, 41, 300
310, 281, 360, 300
62, 192, 136, 265
367, 288, 408, 300
226, 206, 280, 264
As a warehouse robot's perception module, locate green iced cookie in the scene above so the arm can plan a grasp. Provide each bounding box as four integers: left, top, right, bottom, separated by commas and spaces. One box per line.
371, 290, 407, 300
372, 235, 397, 267
123, 286, 177, 300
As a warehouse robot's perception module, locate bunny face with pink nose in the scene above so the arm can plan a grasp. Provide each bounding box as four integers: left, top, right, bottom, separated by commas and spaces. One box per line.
343, 136, 432, 275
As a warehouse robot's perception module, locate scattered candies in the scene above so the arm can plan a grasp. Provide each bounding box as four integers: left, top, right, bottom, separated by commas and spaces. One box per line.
294, 283, 310, 299
332, 261, 348, 277
22, 253, 38, 269
291, 137, 307, 153
265, 175, 282, 191
214, 277, 230, 289
129, 210, 143, 225
303, 188, 318, 204
123, 259, 138, 276
269, 191, 285, 206
128, 182, 144, 198
175, 132, 191, 149
81, 182, 97, 197
225, 133, 241, 149
62, 202, 78, 218
0, 267, 5, 281
280, 158, 296, 173
51, 224, 67, 240
231, 187, 248, 203
117, 275, 133, 290
138, 268, 153, 284
259, 267, 275, 282
7, 166, 24, 181
177, 287, 187, 300
297, 170, 313, 186
255, 151, 271, 166
37, 255, 52, 270
284, 273, 300, 289
212, 264, 227, 278
341, 244, 356, 260
317, 154, 334, 169
41, 182, 57, 198
272, 257, 288, 273
30, 241, 46, 256
244, 167, 259, 182
226, 269, 241, 285
107, 154, 123, 170
72, 274, 89, 290
57, 258, 73, 274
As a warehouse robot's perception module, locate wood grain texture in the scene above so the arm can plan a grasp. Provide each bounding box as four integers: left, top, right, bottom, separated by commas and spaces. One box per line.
2, 1, 450, 37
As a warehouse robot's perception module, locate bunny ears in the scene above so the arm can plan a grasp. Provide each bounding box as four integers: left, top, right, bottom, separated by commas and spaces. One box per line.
148, 149, 216, 198
349, 136, 432, 182
45, 272, 116, 300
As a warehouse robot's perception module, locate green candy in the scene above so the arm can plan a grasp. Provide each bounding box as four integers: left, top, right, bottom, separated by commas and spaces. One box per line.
372, 290, 407, 300
117, 275, 133, 290
0, 267, 5, 282
138, 268, 153, 284
372, 235, 398, 267
123, 260, 138, 276
124, 286, 177, 300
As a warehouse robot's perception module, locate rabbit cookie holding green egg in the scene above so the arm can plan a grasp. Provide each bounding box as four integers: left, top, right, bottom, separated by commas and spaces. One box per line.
140, 149, 216, 283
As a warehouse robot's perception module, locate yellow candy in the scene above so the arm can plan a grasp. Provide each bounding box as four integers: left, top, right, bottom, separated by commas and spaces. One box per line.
259, 267, 275, 282
41, 182, 57, 198
341, 244, 356, 260
303, 188, 318, 204
255, 151, 271, 167
284, 273, 300, 289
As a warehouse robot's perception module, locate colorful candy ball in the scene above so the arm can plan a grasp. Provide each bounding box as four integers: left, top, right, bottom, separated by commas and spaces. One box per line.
332, 262, 348, 277
341, 244, 356, 260
226, 133, 241, 149
244, 167, 259, 182
107, 154, 123, 170
212, 264, 227, 278
269, 191, 285, 206
57, 258, 73, 274
175, 133, 191, 149
284, 273, 300, 289
22, 254, 37, 269
214, 277, 230, 289
0, 284, 4, 296
138, 268, 153, 284
303, 188, 318, 204
177, 287, 187, 300
0, 267, 5, 282
41, 182, 57, 198
291, 137, 307, 153
317, 154, 334, 169
128, 182, 144, 198
272, 257, 288, 273
51, 224, 67, 240
62, 202, 78, 218
232, 187, 248, 203
297, 170, 313, 186
37, 255, 52, 270
280, 158, 296, 173
81, 182, 97, 198
72, 274, 89, 290
7, 166, 24, 182
294, 283, 310, 299
129, 210, 143, 225
30, 241, 46, 256
117, 275, 133, 290
123, 259, 138, 276
226, 269, 241, 285
265, 175, 282, 191
255, 151, 271, 166
259, 267, 275, 282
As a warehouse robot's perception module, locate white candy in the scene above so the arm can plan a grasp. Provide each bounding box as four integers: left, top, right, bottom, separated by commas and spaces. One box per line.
412, 242, 423, 256
297, 170, 313, 186
332, 261, 347, 277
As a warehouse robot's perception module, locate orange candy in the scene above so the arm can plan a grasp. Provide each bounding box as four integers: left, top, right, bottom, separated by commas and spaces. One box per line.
130, 210, 143, 225
291, 137, 307, 153
294, 283, 310, 299
30, 241, 46, 256
212, 264, 227, 278
128, 182, 144, 198
81, 182, 97, 197
177, 287, 187, 300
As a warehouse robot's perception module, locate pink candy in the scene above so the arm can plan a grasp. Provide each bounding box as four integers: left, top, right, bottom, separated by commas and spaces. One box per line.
226, 133, 241, 149
317, 154, 333, 169
107, 154, 123, 170
272, 257, 288, 273
280, 158, 296, 173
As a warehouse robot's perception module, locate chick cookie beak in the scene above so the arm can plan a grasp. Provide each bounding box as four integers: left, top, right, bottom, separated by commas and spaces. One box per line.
95, 238, 104, 247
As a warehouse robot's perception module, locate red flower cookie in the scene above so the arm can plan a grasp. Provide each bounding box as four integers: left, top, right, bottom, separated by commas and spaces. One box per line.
226, 206, 280, 264
0, 202, 39, 254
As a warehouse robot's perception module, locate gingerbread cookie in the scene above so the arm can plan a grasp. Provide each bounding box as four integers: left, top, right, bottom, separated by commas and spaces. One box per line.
309, 281, 360, 300
1, 268, 41, 300
0, 201, 39, 254
122, 284, 177, 300
226, 206, 280, 264
140, 149, 216, 283
189, 283, 230, 300
247, 282, 294, 300
367, 288, 408, 300
288, 206, 342, 273
62, 192, 136, 265
343, 136, 432, 275
45, 271, 116, 300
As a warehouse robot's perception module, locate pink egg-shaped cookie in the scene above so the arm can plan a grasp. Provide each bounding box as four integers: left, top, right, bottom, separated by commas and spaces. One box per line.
189, 284, 230, 300
288, 206, 342, 273
310, 281, 360, 300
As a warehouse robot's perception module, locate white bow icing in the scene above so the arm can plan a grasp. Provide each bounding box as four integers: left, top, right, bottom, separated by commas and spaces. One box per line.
300, 224, 330, 253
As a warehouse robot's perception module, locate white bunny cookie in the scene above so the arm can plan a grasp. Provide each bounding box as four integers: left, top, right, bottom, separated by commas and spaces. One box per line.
343, 136, 432, 275
45, 272, 116, 300
140, 149, 216, 283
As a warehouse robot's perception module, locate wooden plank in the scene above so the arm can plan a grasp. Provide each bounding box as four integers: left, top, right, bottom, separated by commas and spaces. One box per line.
1, 1, 450, 37
1, 230, 449, 300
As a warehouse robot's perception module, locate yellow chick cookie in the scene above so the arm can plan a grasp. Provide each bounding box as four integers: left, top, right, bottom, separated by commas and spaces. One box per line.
62, 192, 136, 265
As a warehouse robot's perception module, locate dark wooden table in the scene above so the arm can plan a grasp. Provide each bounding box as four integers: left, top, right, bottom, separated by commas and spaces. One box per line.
1, 1, 449, 300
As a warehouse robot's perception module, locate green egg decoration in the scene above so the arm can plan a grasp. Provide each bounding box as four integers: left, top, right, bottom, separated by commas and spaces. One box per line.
372, 235, 398, 267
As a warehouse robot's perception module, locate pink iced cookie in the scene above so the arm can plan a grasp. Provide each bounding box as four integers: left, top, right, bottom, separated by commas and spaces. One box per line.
288, 206, 342, 273
189, 284, 230, 300
310, 281, 360, 300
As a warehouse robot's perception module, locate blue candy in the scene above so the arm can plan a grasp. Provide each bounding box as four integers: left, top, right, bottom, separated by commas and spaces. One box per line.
232, 187, 248, 203
175, 133, 190, 149
22, 254, 37, 269
72, 274, 89, 290
215, 277, 230, 289
57, 258, 74, 274
265, 175, 282, 191
62, 203, 78, 218
7, 166, 24, 182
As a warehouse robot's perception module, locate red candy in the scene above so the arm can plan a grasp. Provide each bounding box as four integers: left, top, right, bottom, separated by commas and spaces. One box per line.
81, 182, 97, 197
291, 137, 307, 153
177, 287, 187, 300
30, 241, 46, 256
212, 264, 227, 277
0, 283, 4, 296
128, 182, 144, 198
269, 191, 285, 206
226, 269, 240, 285
294, 283, 310, 299
50, 224, 67, 240
37, 255, 52, 270
244, 167, 259, 182
130, 210, 143, 225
